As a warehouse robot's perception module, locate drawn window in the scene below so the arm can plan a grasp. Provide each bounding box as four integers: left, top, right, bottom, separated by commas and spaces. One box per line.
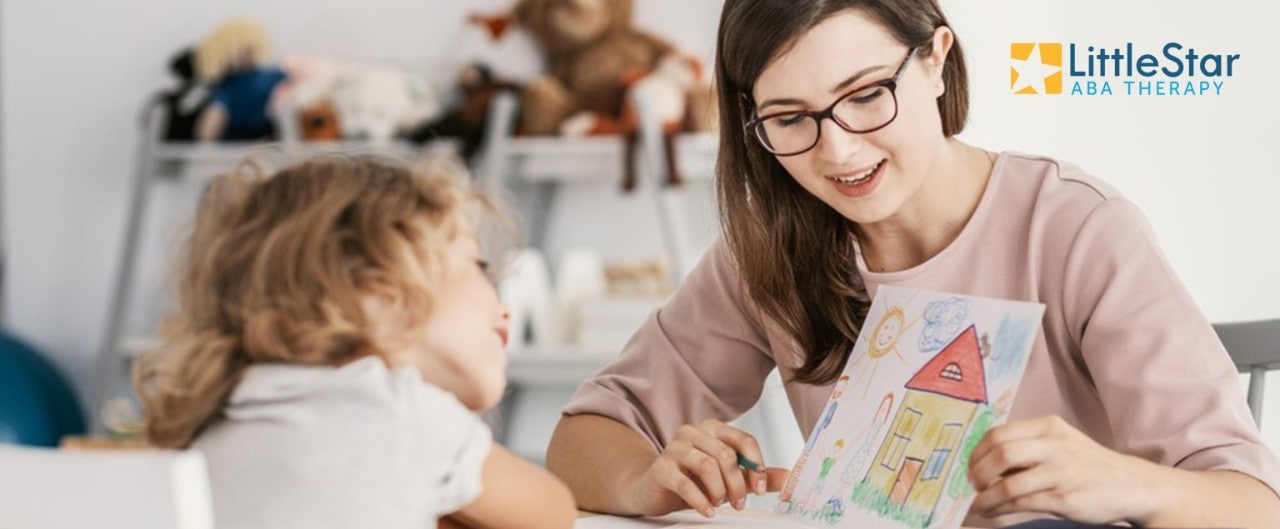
880, 407, 923, 471
922, 423, 963, 481
940, 362, 963, 381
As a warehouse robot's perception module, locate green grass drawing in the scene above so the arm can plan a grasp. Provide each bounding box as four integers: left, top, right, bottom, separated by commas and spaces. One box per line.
849, 479, 933, 529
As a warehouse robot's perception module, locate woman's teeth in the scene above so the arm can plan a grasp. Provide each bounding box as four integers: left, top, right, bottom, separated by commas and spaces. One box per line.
833, 161, 882, 184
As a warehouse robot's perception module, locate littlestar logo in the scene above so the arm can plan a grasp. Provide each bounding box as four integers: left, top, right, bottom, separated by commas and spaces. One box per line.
1011, 43, 1063, 94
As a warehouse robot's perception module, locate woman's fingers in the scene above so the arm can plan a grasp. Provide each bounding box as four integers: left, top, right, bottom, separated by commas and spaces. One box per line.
650, 455, 716, 517
647, 420, 780, 517
970, 463, 1059, 514
968, 437, 1050, 490
764, 467, 790, 492
671, 439, 730, 507
701, 420, 769, 495
969, 416, 1055, 470
687, 431, 750, 509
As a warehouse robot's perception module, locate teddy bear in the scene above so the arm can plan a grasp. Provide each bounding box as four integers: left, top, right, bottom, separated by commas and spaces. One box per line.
513, 0, 715, 191
514, 0, 675, 137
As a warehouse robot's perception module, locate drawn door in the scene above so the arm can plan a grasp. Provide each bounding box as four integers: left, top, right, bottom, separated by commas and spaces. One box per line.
890, 457, 923, 505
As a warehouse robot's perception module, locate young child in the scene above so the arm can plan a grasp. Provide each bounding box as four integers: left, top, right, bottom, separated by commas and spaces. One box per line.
133, 154, 576, 529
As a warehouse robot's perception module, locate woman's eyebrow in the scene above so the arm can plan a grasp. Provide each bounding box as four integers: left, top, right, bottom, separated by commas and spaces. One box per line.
757, 63, 891, 112
829, 63, 892, 94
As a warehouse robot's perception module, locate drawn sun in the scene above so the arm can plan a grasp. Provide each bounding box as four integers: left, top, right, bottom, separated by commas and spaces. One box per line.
850, 302, 921, 398
870, 306, 906, 359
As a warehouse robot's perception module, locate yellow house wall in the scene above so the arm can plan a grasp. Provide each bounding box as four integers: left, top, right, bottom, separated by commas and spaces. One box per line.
865, 389, 978, 514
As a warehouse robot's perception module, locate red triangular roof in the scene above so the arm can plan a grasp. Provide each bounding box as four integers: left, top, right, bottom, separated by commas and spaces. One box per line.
904, 325, 987, 403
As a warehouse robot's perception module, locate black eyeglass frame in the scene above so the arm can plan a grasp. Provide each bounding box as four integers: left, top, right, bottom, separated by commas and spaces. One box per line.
745, 46, 921, 157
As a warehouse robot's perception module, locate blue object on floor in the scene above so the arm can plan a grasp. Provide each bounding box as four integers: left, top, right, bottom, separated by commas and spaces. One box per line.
0, 332, 85, 446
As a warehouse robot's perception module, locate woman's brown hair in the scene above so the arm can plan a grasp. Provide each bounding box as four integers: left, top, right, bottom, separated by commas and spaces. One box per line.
714, 0, 969, 384
134, 154, 481, 448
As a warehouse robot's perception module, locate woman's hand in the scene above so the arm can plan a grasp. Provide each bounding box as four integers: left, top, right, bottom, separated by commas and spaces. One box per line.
623, 419, 788, 518
967, 415, 1160, 525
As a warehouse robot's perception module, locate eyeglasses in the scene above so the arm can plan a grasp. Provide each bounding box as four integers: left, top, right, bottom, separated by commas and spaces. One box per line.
746, 47, 919, 157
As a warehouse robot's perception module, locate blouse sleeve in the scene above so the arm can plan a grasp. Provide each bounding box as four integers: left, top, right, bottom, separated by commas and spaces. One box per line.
561, 238, 779, 451
1061, 197, 1280, 495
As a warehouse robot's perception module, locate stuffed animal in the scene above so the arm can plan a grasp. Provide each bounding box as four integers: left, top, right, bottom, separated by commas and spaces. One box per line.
152, 47, 211, 142
514, 0, 675, 137
274, 55, 348, 141
406, 63, 521, 161
193, 19, 289, 142
297, 99, 342, 141
514, 0, 718, 191
610, 54, 715, 191
328, 64, 443, 142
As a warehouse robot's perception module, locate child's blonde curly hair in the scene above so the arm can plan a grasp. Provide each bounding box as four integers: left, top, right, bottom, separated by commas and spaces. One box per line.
134, 153, 494, 448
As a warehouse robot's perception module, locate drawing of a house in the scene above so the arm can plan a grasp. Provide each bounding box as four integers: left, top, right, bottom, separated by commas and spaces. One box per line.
864, 325, 987, 516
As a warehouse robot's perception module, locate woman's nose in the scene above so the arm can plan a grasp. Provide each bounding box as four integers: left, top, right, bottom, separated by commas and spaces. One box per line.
814, 117, 865, 162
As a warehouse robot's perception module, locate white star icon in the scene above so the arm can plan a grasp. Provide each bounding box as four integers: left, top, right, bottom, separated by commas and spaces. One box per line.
1011, 44, 1061, 94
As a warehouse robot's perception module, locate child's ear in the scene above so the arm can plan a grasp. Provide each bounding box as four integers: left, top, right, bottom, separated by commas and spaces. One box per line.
358, 280, 404, 318
359, 281, 416, 356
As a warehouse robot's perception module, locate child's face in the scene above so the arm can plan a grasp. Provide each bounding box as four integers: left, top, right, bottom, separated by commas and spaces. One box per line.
412, 235, 510, 411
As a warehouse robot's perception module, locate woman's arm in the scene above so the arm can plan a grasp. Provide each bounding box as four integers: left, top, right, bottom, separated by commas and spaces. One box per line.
449, 444, 577, 529
546, 414, 663, 515
1144, 466, 1280, 528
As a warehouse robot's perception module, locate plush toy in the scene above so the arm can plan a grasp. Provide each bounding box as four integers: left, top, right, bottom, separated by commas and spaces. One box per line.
612, 54, 715, 191
297, 99, 342, 141
514, 0, 675, 137
513, 0, 715, 191
151, 47, 211, 142
194, 19, 288, 142
275, 55, 346, 141
406, 63, 521, 161
328, 64, 444, 142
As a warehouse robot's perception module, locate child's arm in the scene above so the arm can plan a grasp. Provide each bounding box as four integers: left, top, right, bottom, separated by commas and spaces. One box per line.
446, 444, 577, 529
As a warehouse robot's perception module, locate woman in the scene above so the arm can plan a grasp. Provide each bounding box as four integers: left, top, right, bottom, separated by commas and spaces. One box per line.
546, 0, 1280, 526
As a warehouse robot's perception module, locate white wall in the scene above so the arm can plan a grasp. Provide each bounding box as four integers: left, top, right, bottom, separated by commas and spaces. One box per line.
2, 0, 1278, 462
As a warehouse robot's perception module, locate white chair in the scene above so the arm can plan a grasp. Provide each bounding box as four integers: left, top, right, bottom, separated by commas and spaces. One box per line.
0, 444, 214, 529
1213, 319, 1280, 426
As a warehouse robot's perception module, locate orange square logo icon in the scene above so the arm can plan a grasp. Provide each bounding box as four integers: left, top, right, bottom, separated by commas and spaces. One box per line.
1010, 43, 1063, 94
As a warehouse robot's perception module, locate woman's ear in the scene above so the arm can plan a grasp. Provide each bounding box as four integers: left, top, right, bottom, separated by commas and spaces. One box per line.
929, 26, 955, 97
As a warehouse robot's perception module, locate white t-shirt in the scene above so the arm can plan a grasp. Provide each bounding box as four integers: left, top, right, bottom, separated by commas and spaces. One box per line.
192, 356, 491, 529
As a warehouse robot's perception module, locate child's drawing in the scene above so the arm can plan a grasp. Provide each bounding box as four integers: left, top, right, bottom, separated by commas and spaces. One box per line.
780, 375, 850, 506
777, 286, 1044, 529
847, 300, 922, 399
919, 298, 971, 353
